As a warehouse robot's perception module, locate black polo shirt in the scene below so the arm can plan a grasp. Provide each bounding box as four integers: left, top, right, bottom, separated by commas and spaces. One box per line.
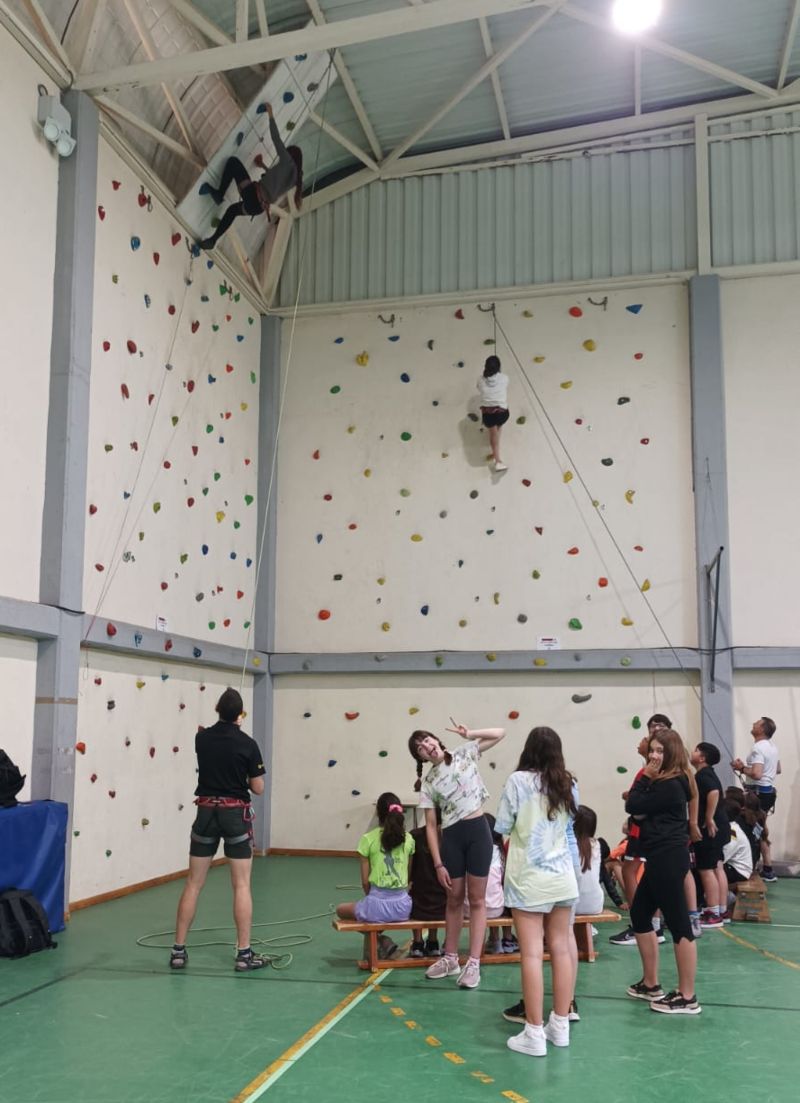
194, 721, 265, 801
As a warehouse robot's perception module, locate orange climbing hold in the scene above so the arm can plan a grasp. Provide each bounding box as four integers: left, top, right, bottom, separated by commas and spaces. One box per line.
569, 306, 583, 318
598, 577, 608, 587
318, 609, 331, 620
567, 546, 579, 555
345, 712, 360, 720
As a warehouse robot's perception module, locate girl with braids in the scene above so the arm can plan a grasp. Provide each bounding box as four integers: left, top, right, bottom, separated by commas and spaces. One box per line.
336, 791, 415, 960
495, 726, 579, 1057
408, 720, 506, 989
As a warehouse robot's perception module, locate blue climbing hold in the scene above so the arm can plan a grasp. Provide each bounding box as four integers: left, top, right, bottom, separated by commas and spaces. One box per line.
130, 236, 141, 251
420, 605, 429, 616
328, 759, 337, 768
351, 789, 360, 796
206, 259, 214, 269
235, 131, 244, 146
626, 304, 643, 314
334, 337, 344, 344
256, 103, 267, 114
294, 53, 307, 61
134, 632, 143, 647
193, 646, 202, 658
218, 436, 225, 444
315, 533, 323, 544
208, 374, 216, 384
230, 552, 237, 559
199, 182, 213, 196
388, 335, 400, 343
246, 557, 253, 567
143, 294, 151, 308
201, 544, 209, 555
283, 91, 295, 103
400, 372, 410, 382
123, 491, 131, 499
236, 334, 244, 342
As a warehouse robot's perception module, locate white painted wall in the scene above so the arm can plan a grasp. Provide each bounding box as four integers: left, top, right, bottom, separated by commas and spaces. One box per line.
0, 28, 58, 601
0, 634, 37, 801
723, 274, 800, 647
71, 650, 254, 903
84, 141, 261, 647
733, 676, 800, 863
275, 284, 696, 653
271, 673, 700, 852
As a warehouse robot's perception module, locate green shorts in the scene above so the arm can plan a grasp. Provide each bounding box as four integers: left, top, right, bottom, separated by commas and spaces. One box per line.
189, 805, 254, 859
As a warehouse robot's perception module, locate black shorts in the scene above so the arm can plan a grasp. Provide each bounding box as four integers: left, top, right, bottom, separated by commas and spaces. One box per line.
745, 788, 776, 814
440, 816, 493, 879
693, 835, 722, 871
630, 847, 693, 944
724, 862, 749, 885
189, 805, 254, 859
481, 407, 510, 428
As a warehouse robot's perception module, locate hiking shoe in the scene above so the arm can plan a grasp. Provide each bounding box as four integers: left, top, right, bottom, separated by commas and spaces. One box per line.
700, 911, 724, 929
169, 947, 188, 970
507, 1024, 546, 1057
408, 940, 426, 958
235, 950, 268, 972
426, 954, 460, 979
609, 926, 637, 946
650, 991, 702, 1015
485, 937, 503, 954
378, 936, 399, 960
457, 959, 481, 988
568, 999, 580, 1022
502, 999, 526, 1024
627, 979, 665, 1001
761, 867, 777, 883
198, 238, 216, 251
423, 937, 442, 957
501, 935, 519, 953
544, 1011, 570, 1047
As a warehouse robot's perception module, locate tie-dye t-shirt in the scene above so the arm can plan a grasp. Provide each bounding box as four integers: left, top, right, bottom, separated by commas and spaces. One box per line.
419, 742, 489, 828
495, 771, 578, 909
357, 827, 415, 889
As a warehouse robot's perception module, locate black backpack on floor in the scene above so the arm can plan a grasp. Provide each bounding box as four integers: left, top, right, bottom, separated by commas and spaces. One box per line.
0, 889, 57, 958
0, 749, 25, 807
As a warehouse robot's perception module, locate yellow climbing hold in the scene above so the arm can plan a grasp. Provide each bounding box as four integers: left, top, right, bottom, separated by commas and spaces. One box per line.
409, 707, 419, 715
563, 471, 574, 484
592, 499, 600, 507
347, 425, 356, 434
240, 402, 248, 411
621, 617, 634, 626
458, 619, 467, 627
533, 657, 548, 667
533, 355, 545, 363
355, 351, 369, 366
136, 679, 145, 689
410, 533, 423, 542
625, 489, 635, 504
252, 656, 261, 666
377, 577, 386, 585
486, 652, 497, 662
560, 381, 573, 389
381, 622, 391, 632
583, 339, 597, 352
640, 579, 651, 592
363, 468, 372, 478
216, 510, 226, 523
522, 309, 533, 318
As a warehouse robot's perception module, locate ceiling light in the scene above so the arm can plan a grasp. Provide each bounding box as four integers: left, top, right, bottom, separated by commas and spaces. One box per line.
37, 92, 77, 158
612, 0, 663, 35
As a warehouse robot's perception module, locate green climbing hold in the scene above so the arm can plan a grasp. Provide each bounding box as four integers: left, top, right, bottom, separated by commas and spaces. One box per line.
616, 766, 628, 774
379, 750, 388, 757
532, 570, 541, 580
400, 431, 412, 441
568, 617, 583, 630
435, 655, 444, 667
620, 656, 632, 667
330, 385, 341, 394
516, 416, 526, 425
244, 494, 254, 505
206, 424, 213, 433
632, 715, 642, 729
399, 488, 411, 497
208, 621, 216, 630
250, 371, 257, 383
171, 416, 179, 427
153, 502, 161, 514
233, 520, 241, 529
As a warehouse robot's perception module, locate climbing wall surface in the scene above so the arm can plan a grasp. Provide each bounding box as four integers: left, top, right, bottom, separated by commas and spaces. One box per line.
734, 676, 799, 863
723, 274, 800, 648
0, 635, 37, 801
0, 29, 59, 601
70, 650, 254, 903
275, 284, 695, 652
270, 673, 699, 852
84, 141, 261, 648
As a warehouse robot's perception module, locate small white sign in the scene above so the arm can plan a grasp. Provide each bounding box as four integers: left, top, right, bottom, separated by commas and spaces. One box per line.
156, 616, 168, 632
537, 636, 561, 650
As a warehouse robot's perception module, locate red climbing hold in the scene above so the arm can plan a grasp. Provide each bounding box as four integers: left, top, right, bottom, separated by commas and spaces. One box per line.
94, 563, 105, 572
454, 309, 465, 319
318, 609, 331, 620
130, 441, 139, 451
575, 418, 583, 425
348, 523, 357, 530
90, 773, 98, 783
165, 639, 173, 651
149, 747, 156, 758
522, 479, 531, 487
191, 445, 198, 456
569, 306, 583, 318
187, 497, 195, 507
598, 577, 608, 587
120, 383, 130, 399
75, 742, 86, 755
94, 678, 102, 685
148, 393, 155, 405
224, 411, 232, 420
223, 618, 231, 627
567, 546, 580, 555
535, 526, 543, 535
172, 745, 179, 753
313, 449, 320, 460
508, 710, 520, 720
89, 504, 97, 515
236, 590, 244, 599
634, 352, 644, 360
254, 153, 265, 169
168, 304, 176, 315
634, 545, 644, 552
244, 458, 251, 465
137, 190, 148, 206
112, 180, 121, 190
153, 252, 160, 265
126, 340, 137, 354
102, 340, 110, 351
640, 438, 650, 445
323, 493, 332, 501
225, 363, 234, 373
160, 582, 168, 591
98, 205, 106, 220
108, 790, 116, 799
163, 460, 171, 469
171, 232, 181, 246
106, 623, 117, 637
191, 321, 200, 333
186, 380, 195, 394
345, 712, 360, 720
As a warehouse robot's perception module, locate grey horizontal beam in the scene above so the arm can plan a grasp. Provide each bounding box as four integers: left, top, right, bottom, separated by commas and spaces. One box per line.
269, 649, 702, 675
732, 648, 800, 670
0, 596, 62, 640
81, 614, 267, 675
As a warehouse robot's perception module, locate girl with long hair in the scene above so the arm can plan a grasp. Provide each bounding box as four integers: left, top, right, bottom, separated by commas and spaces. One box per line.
624, 729, 702, 1015
198, 102, 303, 250
496, 727, 578, 1057
336, 791, 414, 961
477, 355, 511, 471
408, 720, 505, 989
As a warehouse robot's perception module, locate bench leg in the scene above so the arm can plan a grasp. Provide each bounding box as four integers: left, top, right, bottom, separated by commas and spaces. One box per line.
367, 930, 379, 971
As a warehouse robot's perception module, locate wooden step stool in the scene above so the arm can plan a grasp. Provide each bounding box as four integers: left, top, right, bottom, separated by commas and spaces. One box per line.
732, 874, 771, 923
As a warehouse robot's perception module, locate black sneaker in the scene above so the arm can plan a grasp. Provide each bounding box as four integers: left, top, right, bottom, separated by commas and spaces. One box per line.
761, 867, 778, 883
626, 979, 665, 1000
651, 991, 702, 1015
568, 999, 580, 1022
502, 999, 526, 1024
654, 923, 667, 944
235, 950, 268, 972
424, 938, 442, 957
169, 946, 188, 970
409, 940, 426, 958
609, 926, 637, 946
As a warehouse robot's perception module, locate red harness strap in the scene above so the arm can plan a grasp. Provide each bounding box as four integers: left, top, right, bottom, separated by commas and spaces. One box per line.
194, 797, 250, 808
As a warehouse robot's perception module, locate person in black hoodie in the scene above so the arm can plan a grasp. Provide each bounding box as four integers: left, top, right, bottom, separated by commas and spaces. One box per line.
624, 729, 702, 1015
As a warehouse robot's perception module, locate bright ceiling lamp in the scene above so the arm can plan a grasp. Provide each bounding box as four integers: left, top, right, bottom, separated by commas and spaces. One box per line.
612, 0, 663, 35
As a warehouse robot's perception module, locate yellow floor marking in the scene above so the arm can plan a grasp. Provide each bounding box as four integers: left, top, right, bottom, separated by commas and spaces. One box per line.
501, 1092, 530, 1103
471, 1071, 495, 1084
390, 1006, 406, 1016
379, 994, 393, 1003
444, 1052, 466, 1065
425, 1035, 442, 1047
720, 927, 800, 970
230, 970, 386, 1103
404, 1020, 419, 1029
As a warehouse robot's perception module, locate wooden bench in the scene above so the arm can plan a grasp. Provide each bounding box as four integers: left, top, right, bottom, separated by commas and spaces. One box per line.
333, 910, 621, 971
732, 874, 770, 923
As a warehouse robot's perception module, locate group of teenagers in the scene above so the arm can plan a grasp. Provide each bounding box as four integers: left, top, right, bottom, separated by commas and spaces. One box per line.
337, 712, 781, 1057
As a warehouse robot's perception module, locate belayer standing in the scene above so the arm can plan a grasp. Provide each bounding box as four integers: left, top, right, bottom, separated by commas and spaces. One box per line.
198, 103, 303, 250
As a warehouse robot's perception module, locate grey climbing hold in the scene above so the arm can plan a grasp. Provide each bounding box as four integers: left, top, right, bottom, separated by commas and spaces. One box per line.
571, 693, 592, 704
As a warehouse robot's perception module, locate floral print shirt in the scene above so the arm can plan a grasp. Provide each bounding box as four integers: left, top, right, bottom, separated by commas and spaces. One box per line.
419, 742, 489, 828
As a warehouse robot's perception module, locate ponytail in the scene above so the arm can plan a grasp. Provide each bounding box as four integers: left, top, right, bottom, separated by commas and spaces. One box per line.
376, 792, 406, 852
413, 759, 423, 793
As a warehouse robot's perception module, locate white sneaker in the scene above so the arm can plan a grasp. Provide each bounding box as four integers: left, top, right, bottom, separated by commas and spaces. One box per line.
494, 460, 508, 472
425, 954, 460, 979
457, 958, 481, 988
544, 1011, 570, 1047
507, 1024, 546, 1057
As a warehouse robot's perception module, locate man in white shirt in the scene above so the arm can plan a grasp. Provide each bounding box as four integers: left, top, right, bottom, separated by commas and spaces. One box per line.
731, 716, 780, 882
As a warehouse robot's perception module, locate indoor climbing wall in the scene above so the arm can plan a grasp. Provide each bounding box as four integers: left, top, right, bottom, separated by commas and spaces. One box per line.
275, 283, 695, 653
723, 274, 800, 648
84, 142, 261, 648
270, 673, 699, 852
0, 30, 59, 601
70, 650, 254, 903
0, 635, 37, 800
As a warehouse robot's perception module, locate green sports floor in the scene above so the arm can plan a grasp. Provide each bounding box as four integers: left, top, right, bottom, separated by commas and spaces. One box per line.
2, 857, 798, 1103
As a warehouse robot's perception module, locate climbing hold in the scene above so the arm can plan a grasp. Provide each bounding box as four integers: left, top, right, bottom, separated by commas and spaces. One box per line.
439, 510, 447, 519
640, 578, 651, 593
216, 510, 225, 523
347, 523, 357, 531
88, 504, 97, 516
363, 469, 371, 478
379, 750, 388, 758
410, 533, 423, 542
400, 372, 410, 382
621, 617, 634, 626
126, 340, 137, 355
632, 716, 642, 729
130, 236, 141, 251
98, 205, 105, 221
568, 617, 583, 631
617, 396, 630, 406
106, 623, 117, 637
244, 494, 254, 505
282, 90, 294, 103
427, 339, 434, 350
409, 707, 419, 716
107, 700, 115, 711
516, 416, 527, 425
75, 742, 86, 755
534, 527, 543, 535
634, 545, 644, 552
193, 646, 202, 658
330, 385, 341, 394
598, 577, 608, 588
153, 252, 160, 265
102, 341, 110, 352
640, 438, 650, 445
191, 321, 200, 334
469, 490, 479, 500
620, 656, 632, 666
486, 652, 496, 662
533, 658, 547, 667
493, 592, 500, 605
616, 766, 629, 774
567, 547, 579, 555
153, 502, 161, 514
563, 471, 573, 483
625, 490, 636, 504
634, 352, 644, 360
420, 605, 429, 616
560, 381, 573, 389
381, 622, 391, 632
582, 339, 596, 352
435, 655, 444, 667
572, 693, 592, 704
120, 383, 130, 400
458, 619, 467, 627
171, 232, 181, 246
522, 479, 531, 488
388, 335, 400, 343
149, 747, 156, 758
318, 609, 331, 620
327, 760, 337, 768
345, 712, 360, 721
355, 351, 369, 366
626, 304, 643, 314
400, 431, 412, 441
518, 613, 528, 622
522, 310, 533, 318
533, 355, 545, 363
569, 306, 583, 318
454, 309, 464, 319
508, 711, 519, 720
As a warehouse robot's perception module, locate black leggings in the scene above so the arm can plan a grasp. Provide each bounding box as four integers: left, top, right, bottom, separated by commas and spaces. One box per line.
206, 158, 263, 246
630, 847, 694, 944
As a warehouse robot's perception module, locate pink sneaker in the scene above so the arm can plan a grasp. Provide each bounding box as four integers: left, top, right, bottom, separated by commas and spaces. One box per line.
457, 958, 481, 988
425, 954, 460, 979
